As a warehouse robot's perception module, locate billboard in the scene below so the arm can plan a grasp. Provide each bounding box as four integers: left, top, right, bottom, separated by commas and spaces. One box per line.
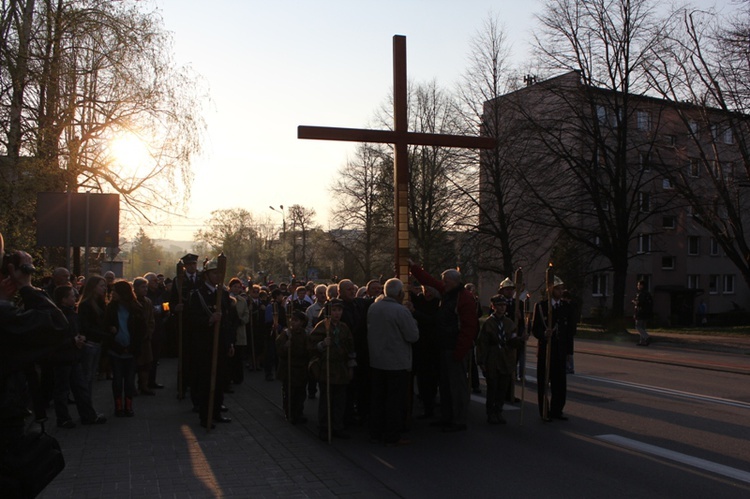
36, 192, 119, 247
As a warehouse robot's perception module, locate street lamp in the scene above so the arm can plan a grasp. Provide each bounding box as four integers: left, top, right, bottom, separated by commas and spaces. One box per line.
269, 205, 289, 278
269, 205, 286, 240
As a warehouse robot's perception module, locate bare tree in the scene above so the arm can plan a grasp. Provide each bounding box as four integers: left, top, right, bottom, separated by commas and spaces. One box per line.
454, 14, 543, 279
514, 0, 674, 319
644, 4, 750, 289
194, 208, 259, 275
330, 143, 393, 281
0, 0, 207, 249
288, 203, 317, 279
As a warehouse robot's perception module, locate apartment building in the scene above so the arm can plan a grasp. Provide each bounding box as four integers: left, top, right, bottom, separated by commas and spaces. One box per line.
478, 71, 749, 326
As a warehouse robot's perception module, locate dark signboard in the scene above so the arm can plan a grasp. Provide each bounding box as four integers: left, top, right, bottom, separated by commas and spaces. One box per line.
36, 192, 119, 247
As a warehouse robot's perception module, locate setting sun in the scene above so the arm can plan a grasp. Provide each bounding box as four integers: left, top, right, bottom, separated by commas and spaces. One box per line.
109, 132, 151, 178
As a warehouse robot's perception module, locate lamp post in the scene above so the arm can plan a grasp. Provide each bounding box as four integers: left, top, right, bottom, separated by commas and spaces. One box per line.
269, 205, 289, 278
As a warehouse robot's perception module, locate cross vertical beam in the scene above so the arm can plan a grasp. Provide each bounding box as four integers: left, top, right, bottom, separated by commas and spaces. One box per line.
393, 35, 410, 287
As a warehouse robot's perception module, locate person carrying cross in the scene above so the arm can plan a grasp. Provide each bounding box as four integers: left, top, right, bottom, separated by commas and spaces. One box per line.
409, 261, 479, 432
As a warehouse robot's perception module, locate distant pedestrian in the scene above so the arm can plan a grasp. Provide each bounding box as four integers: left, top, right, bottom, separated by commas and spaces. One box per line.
632, 280, 653, 346
697, 301, 708, 326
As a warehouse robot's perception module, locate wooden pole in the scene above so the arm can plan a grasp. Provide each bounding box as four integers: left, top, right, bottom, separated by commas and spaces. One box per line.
176, 260, 185, 400
287, 302, 292, 421
520, 298, 532, 425
514, 267, 524, 425
543, 264, 554, 421
249, 298, 257, 371
206, 253, 227, 432
325, 312, 332, 444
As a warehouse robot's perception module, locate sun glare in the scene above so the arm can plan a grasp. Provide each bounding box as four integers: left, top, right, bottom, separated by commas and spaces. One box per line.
110, 132, 151, 177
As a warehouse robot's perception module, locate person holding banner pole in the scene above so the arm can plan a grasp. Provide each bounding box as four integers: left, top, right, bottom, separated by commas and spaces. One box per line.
532, 270, 576, 422
186, 255, 234, 430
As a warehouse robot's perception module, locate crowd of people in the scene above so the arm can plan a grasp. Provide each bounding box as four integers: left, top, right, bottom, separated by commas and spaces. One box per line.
2, 240, 582, 460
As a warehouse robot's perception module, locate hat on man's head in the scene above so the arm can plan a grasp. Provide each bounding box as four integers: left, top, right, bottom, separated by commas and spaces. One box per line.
552, 276, 564, 288
204, 256, 220, 272
181, 253, 199, 264
498, 277, 515, 290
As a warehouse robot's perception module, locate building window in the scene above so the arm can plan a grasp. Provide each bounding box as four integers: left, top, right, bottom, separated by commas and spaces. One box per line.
711, 124, 720, 140
688, 158, 701, 178
689, 121, 700, 136
723, 128, 734, 145
709, 275, 719, 294
710, 237, 720, 256
662, 216, 676, 229
638, 234, 652, 254
687, 236, 700, 256
639, 152, 652, 172
637, 111, 651, 131
596, 105, 607, 124
662, 178, 674, 190
638, 192, 651, 212
723, 275, 735, 294
592, 273, 608, 297
664, 134, 676, 146
687, 275, 700, 289
662, 256, 676, 270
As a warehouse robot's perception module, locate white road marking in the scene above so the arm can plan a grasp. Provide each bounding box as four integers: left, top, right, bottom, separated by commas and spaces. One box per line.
577, 374, 750, 410
597, 434, 750, 485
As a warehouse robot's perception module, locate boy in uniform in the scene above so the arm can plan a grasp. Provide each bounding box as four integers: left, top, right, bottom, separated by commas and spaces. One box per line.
308, 299, 355, 440
476, 295, 523, 424
276, 310, 310, 424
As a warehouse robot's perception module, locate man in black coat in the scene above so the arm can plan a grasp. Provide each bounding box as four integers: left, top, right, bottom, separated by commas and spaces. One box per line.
532, 276, 577, 421
185, 257, 234, 428
168, 253, 201, 403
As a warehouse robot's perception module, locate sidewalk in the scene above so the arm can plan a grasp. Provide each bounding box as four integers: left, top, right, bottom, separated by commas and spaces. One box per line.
571, 329, 750, 375
38, 331, 750, 498
40, 362, 397, 498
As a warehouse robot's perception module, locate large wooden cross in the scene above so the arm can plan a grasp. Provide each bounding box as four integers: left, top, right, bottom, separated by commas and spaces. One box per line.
298, 35, 495, 284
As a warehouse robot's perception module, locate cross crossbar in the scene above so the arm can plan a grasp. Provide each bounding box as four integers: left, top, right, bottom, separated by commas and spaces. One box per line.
298, 35, 495, 286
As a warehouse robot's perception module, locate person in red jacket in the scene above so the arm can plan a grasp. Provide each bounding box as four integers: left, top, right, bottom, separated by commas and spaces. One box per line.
409, 261, 479, 432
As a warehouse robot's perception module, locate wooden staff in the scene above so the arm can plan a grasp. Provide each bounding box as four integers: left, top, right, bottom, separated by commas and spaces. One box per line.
249, 295, 257, 371
206, 253, 227, 432
513, 267, 524, 423
325, 303, 332, 444
176, 260, 185, 400
520, 296, 533, 425
287, 301, 293, 421
272, 301, 279, 337
543, 264, 554, 421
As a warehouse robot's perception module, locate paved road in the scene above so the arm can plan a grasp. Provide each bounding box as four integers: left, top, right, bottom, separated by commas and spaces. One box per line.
38, 333, 750, 498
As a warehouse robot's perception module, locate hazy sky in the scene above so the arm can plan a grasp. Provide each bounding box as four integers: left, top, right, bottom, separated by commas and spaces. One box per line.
151, 0, 729, 242
147, 0, 538, 240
